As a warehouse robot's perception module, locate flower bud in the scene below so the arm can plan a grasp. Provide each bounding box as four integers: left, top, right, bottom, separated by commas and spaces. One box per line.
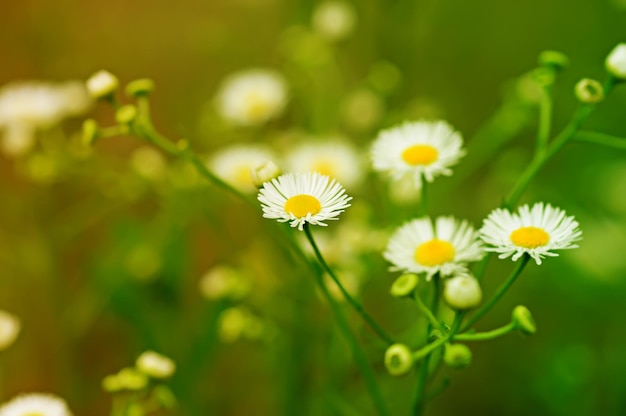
136, 350, 176, 379
443, 343, 472, 369
512, 305, 536, 335
390, 273, 418, 298
538, 50, 569, 71
575, 78, 604, 104
126, 78, 155, 97
311, 1, 356, 41
443, 275, 482, 310
116, 105, 138, 125
117, 367, 148, 390
0, 310, 20, 351
605, 43, 626, 79
251, 160, 281, 188
102, 374, 123, 393
384, 343, 414, 376
86, 70, 119, 99
81, 119, 99, 146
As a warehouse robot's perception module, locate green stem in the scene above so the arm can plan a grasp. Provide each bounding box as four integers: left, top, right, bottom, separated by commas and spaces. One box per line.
504, 77, 615, 209
461, 255, 530, 332
303, 224, 394, 345
410, 293, 443, 332
312, 260, 389, 416
535, 83, 553, 155
573, 130, 626, 150
453, 321, 516, 341
412, 277, 444, 415
419, 177, 428, 216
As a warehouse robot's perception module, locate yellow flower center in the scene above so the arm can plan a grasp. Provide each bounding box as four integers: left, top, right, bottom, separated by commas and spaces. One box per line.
284, 194, 322, 218
509, 226, 550, 248
244, 91, 270, 120
312, 160, 335, 177
401, 144, 439, 166
24, 413, 45, 416
414, 239, 455, 267
234, 165, 252, 187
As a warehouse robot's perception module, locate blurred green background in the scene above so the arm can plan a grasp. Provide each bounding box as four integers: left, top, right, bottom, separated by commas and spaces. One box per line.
1, 0, 626, 415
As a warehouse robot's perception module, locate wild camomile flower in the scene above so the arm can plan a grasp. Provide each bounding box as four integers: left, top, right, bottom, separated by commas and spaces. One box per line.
216, 69, 288, 126
0, 393, 72, 416
371, 120, 465, 189
285, 139, 364, 188
258, 172, 352, 231
480, 203, 582, 265
384, 216, 484, 280
208, 144, 276, 192
0, 81, 91, 156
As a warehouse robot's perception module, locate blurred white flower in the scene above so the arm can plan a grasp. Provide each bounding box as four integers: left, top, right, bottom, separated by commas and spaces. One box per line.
0, 393, 72, 416
0, 310, 20, 351
311, 1, 356, 41
85, 69, 119, 99
605, 43, 626, 79
284, 138, 365, 188
371, 120, 465, 189
136, 351, 176, 379
209, 144, 276, 192
0, 80, 91, 156
216, 69, 288, 126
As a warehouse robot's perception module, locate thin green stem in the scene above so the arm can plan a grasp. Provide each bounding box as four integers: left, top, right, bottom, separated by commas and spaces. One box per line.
312, 261, 389, 416
419, 177, 428, 216
535, 83, 553, 155
412, 278, 444, 415
573, 130, 626, 150
303, 224, 394, 345
453, 321, 516, 341
504, 77, 615, 209
461, 255, 530, 332
410, 293, 443, 332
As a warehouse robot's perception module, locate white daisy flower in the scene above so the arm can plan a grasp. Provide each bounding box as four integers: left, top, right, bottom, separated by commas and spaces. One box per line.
371, 120, 465, 188
0, 393, 72, 416
208, 144, 276, 192
480, 202, 582, 265
284, 138, 364, 188
215, 69, 288, 126
384, 216, 484, 280
258, 172, 352, 231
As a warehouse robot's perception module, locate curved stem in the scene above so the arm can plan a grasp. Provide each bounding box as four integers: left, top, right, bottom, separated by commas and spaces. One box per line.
453, 321, 516, 341
312, 260, 389, 416
461, 255, 530, 332
410, 292, 443, 332
504, 76, 615, 209
303, 224, 394, 345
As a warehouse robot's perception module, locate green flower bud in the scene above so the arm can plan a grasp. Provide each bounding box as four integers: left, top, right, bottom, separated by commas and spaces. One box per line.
443, 343, 472, 369
512, 305, 536, 335
390, 273, 419, 298
126, 78, 155, 97
81, 119, 99, 146
605, 43, 626, 80
530, 67, 556, 87
538, 50, 569, 71
384, 343, 414, 376
251, 160, 282, 188
116, 105, 138, 125
575, 78, 605, 104
117, 367, 148, 391
136, 350, 176, 379
86, 69, 119, 99
102, 374, 122, 392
